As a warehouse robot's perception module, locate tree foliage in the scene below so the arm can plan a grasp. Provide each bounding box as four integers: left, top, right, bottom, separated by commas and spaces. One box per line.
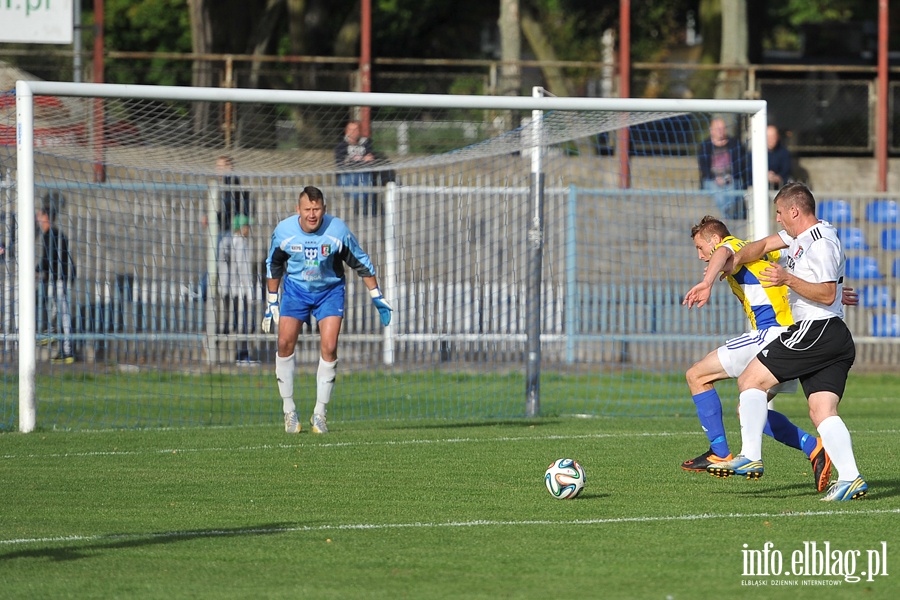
105, 0, 192, 53
79, 0, 884, 89
773, 0, 859, 26
97, 0, 691, 67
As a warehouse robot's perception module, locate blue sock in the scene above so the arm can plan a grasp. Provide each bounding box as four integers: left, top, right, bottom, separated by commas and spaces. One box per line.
764, 409, 818, 457
692, 389, 729, 457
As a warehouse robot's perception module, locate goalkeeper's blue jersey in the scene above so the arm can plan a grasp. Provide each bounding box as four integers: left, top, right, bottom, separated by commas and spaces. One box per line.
265, 214, 376, 293
717, 235, 793, 330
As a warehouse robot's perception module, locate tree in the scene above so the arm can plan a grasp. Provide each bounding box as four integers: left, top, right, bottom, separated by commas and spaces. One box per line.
518, 1, 690, 97
499, 0, 521, 97
186, 0, 285, 147
717, 0, 747, 99
520, 8, 571, 97
187, 0, 284, 84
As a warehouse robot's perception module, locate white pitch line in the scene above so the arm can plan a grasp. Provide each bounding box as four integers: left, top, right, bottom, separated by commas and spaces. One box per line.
3, 429, 900, 460
2, 508, 899, 547
0, 431, 694, 459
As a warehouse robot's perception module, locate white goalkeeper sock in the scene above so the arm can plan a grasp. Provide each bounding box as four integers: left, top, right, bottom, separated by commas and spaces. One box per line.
315, 357, 338, 416
276, 353, 295, 413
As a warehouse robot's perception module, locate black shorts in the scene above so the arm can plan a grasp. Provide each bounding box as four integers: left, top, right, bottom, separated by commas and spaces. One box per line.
757, 317, 855, 398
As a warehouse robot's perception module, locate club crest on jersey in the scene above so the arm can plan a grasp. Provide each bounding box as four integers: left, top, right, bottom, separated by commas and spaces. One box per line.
304, 246, 318, 261
785, 244, 803, 271
320, 244, 331, 257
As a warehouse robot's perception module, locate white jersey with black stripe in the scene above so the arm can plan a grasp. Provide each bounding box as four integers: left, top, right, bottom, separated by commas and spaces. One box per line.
776, 220, 844, 321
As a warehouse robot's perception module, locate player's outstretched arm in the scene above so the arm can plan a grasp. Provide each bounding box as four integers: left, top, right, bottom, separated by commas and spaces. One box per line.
705, 246, 734, 284
683, 280, 713, 309
731, 234, 783, 274
684, 246, 732, 309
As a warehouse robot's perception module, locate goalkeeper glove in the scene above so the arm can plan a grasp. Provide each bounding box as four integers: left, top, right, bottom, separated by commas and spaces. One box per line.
262, 291, 280, 333
370, 287, 393, 326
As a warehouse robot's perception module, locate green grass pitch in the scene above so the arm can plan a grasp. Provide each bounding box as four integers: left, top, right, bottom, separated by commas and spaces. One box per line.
1, 374, 899, 599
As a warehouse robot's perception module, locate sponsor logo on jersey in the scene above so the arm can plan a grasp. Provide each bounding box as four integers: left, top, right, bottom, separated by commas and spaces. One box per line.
304, 246, 318, 261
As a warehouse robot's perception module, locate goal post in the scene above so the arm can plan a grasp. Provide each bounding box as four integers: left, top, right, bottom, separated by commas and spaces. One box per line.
11, 80, 768, 432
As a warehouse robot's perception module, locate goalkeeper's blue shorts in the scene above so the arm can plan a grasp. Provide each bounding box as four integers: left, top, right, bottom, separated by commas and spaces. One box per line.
281, 278, 346, 323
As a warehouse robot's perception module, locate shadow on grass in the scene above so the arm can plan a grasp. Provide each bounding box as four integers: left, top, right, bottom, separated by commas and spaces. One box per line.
0, 523, 294, 562
707, 477, 900, 501
574, 492, 609, 501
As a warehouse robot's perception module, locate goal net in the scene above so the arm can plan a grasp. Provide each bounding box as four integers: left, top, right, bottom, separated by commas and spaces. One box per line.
3, 81, 768, 431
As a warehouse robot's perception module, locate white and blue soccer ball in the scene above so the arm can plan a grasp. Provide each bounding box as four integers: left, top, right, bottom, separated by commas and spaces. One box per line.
544, 458, 586, 499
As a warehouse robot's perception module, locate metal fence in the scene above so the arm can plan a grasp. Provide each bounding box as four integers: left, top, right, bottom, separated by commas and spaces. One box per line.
2, 172, 899, 371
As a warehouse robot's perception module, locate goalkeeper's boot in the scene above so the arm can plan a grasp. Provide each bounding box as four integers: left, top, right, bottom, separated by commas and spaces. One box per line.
809, 438, 833, 493
820, 476, 868, 501
681, 448, 733, 472
284, 411, 301, 434
310, 413, 328, 434
706, 455, 764, 480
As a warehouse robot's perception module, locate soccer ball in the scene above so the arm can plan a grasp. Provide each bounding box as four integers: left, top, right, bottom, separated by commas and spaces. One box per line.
544, 458, 586, 499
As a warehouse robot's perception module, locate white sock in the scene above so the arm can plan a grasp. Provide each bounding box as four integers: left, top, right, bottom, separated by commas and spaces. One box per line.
315, 357, 338, 416
817, 415, 860, 481
738, 388, 769, 461
276, 353, 295, 413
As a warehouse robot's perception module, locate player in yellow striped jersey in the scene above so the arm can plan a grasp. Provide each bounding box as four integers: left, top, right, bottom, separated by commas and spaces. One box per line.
681, 216, 856, 492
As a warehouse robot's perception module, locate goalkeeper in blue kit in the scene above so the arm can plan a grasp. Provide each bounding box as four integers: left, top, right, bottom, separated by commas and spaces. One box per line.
262, 185, 393, 434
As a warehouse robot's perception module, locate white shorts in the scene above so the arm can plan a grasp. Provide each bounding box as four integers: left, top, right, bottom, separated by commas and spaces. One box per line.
717, 327, 799, 395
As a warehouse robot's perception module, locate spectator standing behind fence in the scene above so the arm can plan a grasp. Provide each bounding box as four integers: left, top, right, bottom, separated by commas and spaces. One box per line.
697, 117, 750, 220
36, 201, 75, 364
335, 120, 377, 216
217, 214, 259, 365
202, 154, 252, 236
766, 125, 792, 191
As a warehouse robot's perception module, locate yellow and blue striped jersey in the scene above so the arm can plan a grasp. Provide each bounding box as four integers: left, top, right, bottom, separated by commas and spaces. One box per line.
717, 236, 793, 330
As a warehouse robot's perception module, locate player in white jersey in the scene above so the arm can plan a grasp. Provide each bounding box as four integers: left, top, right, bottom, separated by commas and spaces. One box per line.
707, 182, 867, 501
682, 216, 828, 492
262, 186, 393, 434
